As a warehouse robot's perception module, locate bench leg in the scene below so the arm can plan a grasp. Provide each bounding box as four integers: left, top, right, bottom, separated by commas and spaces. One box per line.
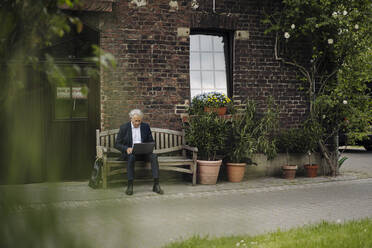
102, 174, 107, 189
192, 162, 197, 186
102, 159, 108, 189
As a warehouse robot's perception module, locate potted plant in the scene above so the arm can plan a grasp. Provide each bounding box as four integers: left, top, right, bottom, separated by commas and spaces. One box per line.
303, 151, 319, 177
188, 93, 208, 116
276, 128, 304, 179
225, 103, 256, 182
204, 92, 232, 116
184, 112, 229, 184
189, 92, 232, 116
302, 123, 321, 177
226, 100, 279, 182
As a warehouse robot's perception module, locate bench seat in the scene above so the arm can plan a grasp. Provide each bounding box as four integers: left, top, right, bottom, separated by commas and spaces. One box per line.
96, 128, 198, 188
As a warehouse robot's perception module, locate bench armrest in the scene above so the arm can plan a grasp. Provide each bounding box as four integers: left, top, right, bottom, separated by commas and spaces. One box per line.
96, 146, 107, 158
106, 147, 121, 154
182, 145, 198, 152
97, 146, 121, 158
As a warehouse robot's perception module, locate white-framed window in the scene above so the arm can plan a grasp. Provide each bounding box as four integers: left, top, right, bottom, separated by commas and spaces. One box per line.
190, 34, 228, 99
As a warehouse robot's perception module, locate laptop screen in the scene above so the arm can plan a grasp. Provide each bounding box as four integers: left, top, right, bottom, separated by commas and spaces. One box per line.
132, 143, 155, 154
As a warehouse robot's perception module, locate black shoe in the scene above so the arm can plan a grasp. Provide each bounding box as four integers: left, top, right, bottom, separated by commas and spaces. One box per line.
152, 183, 164, 194
126, 183, 133, 195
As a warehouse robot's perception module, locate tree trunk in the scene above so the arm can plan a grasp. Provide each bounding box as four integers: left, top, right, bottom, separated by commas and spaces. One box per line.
332, 135, 340, 176
318, 139, 339, 176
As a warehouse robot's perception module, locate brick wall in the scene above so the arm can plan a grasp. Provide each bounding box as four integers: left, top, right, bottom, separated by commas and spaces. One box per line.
99, 0, 308, 131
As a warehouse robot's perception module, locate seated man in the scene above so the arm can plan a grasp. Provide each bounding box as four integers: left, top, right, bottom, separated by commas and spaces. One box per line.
114, 109, 164, 195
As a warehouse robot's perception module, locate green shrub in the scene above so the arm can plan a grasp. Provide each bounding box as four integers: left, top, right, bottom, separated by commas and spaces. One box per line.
184, 112, 229, 161
227, 99, 279, 162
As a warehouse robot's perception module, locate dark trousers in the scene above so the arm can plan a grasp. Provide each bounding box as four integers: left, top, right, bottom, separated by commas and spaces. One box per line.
126, 153, 159, 180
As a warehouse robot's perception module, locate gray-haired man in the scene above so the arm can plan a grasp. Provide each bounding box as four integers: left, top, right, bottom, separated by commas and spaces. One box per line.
115, 109, 163, 195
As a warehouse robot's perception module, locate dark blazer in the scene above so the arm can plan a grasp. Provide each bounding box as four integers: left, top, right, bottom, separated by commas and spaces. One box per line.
114, 122, 154, 160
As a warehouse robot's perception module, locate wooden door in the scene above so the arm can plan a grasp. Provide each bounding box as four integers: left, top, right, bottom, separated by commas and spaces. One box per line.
46, 64, 98, 180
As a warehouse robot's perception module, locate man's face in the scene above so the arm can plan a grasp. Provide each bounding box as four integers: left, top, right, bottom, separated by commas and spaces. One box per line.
131, 115, 142, 128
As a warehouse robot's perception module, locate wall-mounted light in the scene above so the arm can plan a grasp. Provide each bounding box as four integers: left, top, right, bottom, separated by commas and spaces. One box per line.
191, 0, 199, 10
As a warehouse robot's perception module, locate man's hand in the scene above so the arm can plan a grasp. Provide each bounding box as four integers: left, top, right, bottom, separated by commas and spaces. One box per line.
126, 148, 133, 154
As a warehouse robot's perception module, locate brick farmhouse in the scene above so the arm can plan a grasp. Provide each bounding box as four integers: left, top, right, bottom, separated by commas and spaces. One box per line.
85, 0, 309, 131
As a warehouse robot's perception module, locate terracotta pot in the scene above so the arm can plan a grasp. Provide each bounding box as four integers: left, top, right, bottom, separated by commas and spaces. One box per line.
197, 160, 222, 184
304, 164, 319, 177
282, 165, 298, 179
204, 106, 227, 116
226, 162, 246, 182
181, 114, 189, 123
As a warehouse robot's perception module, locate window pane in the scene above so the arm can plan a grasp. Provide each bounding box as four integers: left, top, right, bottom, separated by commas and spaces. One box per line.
191, 89, 202, 99
215, 71, 227, 89
202, 88, 215, 94
200, 35, 213, 51
214, 89, 225, 95
213, 36, 224, 51
190, 35, 200, 52
190, 71, 201, 88
190, 34, 228, 98
55, 86, 71, 120
54, 81, 89, 120
71, 85, 88, 118
201, 52, 213, 70
214, 52, 226, 70
190, 52, 200, 70
202, 71, 214, 88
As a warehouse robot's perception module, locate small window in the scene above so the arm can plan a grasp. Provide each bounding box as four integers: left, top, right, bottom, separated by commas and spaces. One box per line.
190, 33, 229, 99
55, 79, 89, 120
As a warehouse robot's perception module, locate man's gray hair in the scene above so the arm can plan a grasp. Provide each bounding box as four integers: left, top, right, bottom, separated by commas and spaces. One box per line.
129, 109, 144, 118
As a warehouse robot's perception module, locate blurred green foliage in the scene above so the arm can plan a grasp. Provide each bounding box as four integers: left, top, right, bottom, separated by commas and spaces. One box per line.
0, 1, 116, 247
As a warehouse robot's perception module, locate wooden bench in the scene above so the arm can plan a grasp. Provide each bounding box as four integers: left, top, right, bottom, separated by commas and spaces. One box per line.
96, 128, 198, 188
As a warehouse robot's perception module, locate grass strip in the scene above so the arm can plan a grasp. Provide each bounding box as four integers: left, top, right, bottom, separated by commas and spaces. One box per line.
163, 218, 372, 248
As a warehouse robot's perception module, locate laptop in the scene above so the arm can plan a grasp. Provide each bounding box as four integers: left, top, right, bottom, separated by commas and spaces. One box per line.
132, 142, 155, 155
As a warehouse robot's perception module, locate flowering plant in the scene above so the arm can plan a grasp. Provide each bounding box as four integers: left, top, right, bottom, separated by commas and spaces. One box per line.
204, 92, 231, 108
189, 92, 232, 115
262, 0, 372, 176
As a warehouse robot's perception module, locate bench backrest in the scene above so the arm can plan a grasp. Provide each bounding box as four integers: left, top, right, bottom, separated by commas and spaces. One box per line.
96, 128, 185, 154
